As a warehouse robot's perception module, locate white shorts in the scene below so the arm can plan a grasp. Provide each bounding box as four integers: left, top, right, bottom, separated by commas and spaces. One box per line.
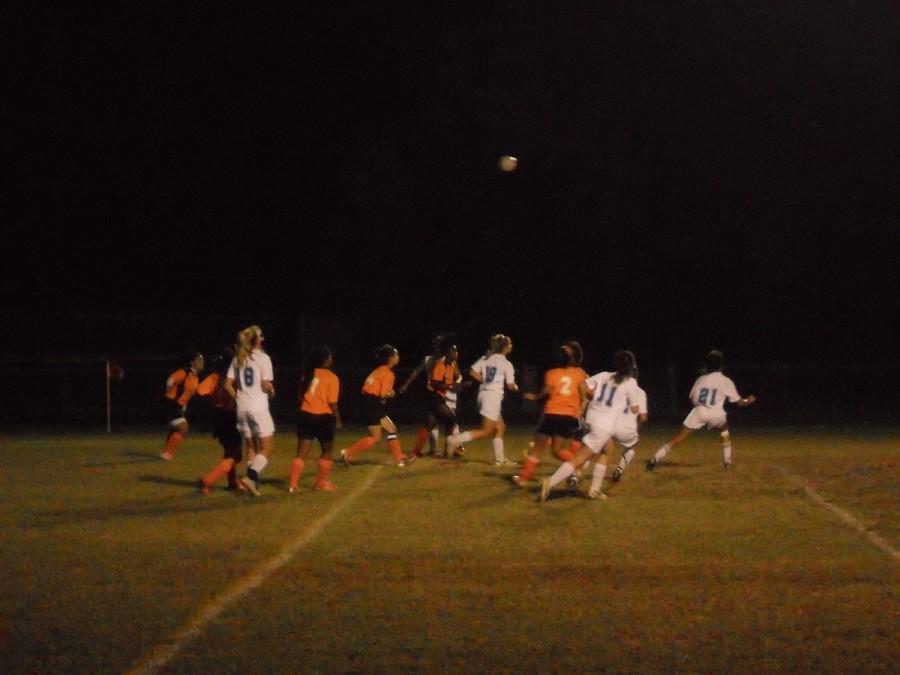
445, 392, 458, 412
582, 413, 616, 454
236, 408, 275, 439
682, 406, 727, 431
477, 390, 503, 422
612, 426, 639, 449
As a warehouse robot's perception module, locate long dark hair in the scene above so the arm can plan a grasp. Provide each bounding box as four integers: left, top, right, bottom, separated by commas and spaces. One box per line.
299, 345, 333, 399
612, 350, 636, 384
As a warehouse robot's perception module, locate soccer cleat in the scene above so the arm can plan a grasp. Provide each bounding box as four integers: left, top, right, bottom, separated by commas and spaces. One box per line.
645, 457, 657, 471
723, 462, 731, 469
611, 467, 624, 482
340, 448, 351, 467
288, 486, 300, 494
240, 476, 260, 496
196, 478, 209, 495
511, 474, 527, 488
454, 445, 466, 457
494, 458, 515, 466
588, 489, 608, 500
160, 451, 174, 461
314, 480, 337, 491
567, 470, 583, 488
539, 478, 551, 502
404, 453, 418, 465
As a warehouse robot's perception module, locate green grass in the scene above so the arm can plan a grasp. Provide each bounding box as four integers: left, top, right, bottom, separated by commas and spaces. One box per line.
0, 426, 896, 673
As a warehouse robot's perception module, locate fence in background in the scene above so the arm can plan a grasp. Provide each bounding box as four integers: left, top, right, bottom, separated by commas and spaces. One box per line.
0, 359, 895, 431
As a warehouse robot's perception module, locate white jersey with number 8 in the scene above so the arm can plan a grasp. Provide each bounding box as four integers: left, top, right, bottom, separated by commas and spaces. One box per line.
227, 350, 274, 413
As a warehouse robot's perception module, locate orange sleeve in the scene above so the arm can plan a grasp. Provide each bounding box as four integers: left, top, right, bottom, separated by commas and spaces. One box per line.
197, 373, 219, 396
326, 371, 339, 404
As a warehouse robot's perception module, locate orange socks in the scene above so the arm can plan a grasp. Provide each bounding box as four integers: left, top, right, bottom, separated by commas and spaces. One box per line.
346, 436, 377, 458
163, 431, 184, 456
568, 440, 582, 455
290, 458, 305, 489
201, 458, 235, 487
315, 458, 333, 487
519, 455, 540, 482
386, 434, 404, 462
412, 428, 430, 456
557, 448, 574, 462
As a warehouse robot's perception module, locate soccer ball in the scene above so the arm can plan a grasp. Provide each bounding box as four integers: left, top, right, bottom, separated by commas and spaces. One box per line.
498, 155, 518, 172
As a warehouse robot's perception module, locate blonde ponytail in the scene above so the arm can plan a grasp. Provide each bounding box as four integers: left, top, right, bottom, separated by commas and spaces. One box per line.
236, 325, 263, 367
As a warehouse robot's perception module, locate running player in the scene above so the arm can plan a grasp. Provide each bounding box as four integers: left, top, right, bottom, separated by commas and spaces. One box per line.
159, 351, 204, 460
609, 372, 648, 482
196, 348, 243, 493
290, 345, 342, 493
225, 325, 276, 496
647, 350, 756, 470
447, 334, 518, 465
540, 350, 641, 501
513, 342, 586, 486
340, 345, 409, 467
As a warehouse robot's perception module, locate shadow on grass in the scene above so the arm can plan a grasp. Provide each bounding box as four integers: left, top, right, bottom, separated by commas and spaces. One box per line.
83, 451, 162, 468
21, 492, 262, 528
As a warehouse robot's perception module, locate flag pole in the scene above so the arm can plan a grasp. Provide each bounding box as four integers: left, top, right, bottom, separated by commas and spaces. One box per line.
106, 360, 112, 433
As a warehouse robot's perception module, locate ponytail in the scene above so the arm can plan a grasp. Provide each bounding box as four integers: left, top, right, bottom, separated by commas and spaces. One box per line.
236, 325, 263, 367
612, 350, 636, 384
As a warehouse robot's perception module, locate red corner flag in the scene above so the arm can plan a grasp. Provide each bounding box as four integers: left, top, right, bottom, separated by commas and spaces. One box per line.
106, 362, 125, 380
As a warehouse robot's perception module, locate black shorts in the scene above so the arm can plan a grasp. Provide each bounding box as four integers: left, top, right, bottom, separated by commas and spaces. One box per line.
212, 407, 241, 447
296, 411, 337, 443
536, 414, 580, 439
163, 398, 187, 426
427, 391, 457, 423
361, 395, 389, 427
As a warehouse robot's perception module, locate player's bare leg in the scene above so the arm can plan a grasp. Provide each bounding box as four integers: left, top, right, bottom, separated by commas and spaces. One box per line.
647, 427, 693, 470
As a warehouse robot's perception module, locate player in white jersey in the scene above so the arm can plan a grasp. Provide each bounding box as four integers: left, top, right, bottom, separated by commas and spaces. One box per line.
224, 325, 276, 496
541, 350, 640, 502
647, 350, 756, 471
447, 334, 518, 465
609, 382, 648, 482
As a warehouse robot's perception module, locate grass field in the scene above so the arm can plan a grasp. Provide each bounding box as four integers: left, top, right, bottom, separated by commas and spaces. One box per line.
0, 425, 896, 673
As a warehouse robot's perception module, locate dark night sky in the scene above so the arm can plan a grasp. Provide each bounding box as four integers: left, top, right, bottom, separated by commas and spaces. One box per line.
2, 3, 898, 366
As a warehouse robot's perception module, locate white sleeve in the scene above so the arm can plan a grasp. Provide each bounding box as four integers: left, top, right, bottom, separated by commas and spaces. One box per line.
585, 373, 601, 393
261, 354, 274, 381
470, 357, 485, 376
226, 361, 236, 380
638, 388, 648, 414
724, 377, 740, 402
505, 361, 516, 385
689, 377, 700, 402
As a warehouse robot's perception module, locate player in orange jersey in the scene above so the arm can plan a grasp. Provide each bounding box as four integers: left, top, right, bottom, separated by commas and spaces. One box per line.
196, 348, 244, 493
340, 345, 409, 467
513, 342, 587, 487
403, 337, 468, 459
290, 346, 342, 493
159, 351, 205, 460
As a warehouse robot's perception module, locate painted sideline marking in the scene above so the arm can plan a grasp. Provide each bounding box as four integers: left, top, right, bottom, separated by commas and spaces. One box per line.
126, 467, 383, 675
778, 467, 898, 563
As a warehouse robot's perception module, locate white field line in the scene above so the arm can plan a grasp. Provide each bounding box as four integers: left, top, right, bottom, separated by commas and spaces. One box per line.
777, 466, 898, 563
126, 467, 383, 675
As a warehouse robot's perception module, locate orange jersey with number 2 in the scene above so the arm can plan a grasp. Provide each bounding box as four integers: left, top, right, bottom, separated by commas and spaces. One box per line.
543, 367, 587, 417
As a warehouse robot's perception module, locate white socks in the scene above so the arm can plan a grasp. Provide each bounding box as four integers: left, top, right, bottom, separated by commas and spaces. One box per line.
654, 444, 671, 461
492, 437, 505, 462
618, 448, 635, 471
590, 463, 607, 494
428, 428, 438, 453
548, 461, 575, 488
249, 454, 268, 474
